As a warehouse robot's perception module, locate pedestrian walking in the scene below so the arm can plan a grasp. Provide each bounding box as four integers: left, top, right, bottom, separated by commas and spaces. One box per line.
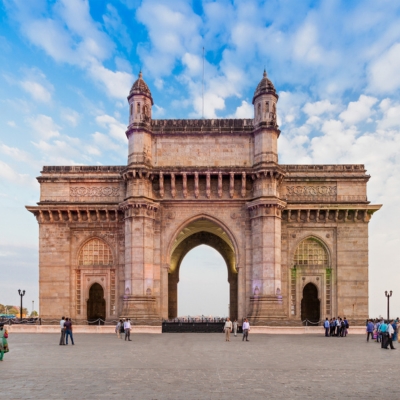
323, 318, 330, 337
0, 323, 9, 361
59, 316, 66, 345
64, 317, 74, 345
115, 319, 123, 339
366, 319, 374, 342
343, 317, 349, 337
233, 319, 238, 337
224, 318, 232, 341
385, 320, 396, 350
242, 318, 250, 342
124, 318, 132, 341
330, 318, 335, 336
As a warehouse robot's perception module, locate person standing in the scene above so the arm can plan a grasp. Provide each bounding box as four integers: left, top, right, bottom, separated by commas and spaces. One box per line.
242, 318, 250, 342
64, 317, 74, 345
385, 320, 396, 350
330, 318, 335, 337
115, 320, 122, 339
124, 318, 132, 341
0, 323, 9, 361
366, 319, 374, 342
323, 318, 330, 337
224, 318, 232, 341
379, 320, 388, 348
59, 316, 66, 345
233, 319, 238, 337
343, 317, 349, 337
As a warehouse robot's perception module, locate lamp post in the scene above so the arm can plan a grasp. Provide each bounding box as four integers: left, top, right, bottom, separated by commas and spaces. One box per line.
18, 289, 25, 320
385, 290, 392, 321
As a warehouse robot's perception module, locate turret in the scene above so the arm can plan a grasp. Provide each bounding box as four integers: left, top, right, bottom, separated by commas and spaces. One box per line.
252, 70, 278, 127
127, 71, 154, 126
126, 72, 154, 166
252, 70, 280, 165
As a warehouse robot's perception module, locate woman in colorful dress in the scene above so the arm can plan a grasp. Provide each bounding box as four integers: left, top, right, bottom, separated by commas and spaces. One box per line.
0, 323, 9, 361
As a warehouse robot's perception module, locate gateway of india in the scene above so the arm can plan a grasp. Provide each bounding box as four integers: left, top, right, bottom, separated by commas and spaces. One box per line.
27, 71, 381, 325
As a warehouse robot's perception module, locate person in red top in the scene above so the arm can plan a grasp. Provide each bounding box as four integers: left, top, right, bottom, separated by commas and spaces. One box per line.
64, 318, 74, 345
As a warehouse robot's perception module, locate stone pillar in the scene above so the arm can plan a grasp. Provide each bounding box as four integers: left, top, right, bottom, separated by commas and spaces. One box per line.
247, 202, 286, 325
168, 272, 179, 319
120, 201, 160, 325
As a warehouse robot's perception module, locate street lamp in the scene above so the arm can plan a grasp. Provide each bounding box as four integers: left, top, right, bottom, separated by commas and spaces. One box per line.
385, 290, 392, 321
18, 289, 25, 320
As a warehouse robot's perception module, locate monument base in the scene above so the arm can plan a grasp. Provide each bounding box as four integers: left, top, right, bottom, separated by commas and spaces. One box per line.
120, 295, 161, 326
248, 295, 287, 325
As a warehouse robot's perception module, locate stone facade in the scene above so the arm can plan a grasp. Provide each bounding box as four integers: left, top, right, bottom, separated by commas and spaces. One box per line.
27, 71, 381, 325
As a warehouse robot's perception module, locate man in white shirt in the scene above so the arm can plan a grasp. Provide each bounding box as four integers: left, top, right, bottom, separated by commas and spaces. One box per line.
124, 319, 132, 341
242, 318, 250, 342
224, 318, 232, 341
385, 320, 396, 350
59, 316, 65, 345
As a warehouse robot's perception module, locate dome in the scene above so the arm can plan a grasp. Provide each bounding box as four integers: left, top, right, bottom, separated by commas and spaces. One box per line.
128, 71, 154, 104
252, 70, 277, 104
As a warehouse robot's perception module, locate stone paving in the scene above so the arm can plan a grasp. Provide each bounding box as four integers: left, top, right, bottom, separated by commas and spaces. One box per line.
2, 332, 399, 399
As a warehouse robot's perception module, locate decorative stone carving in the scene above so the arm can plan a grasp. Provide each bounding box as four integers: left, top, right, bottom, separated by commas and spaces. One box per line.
286, 186, 337, 196
70, 187, 119, 197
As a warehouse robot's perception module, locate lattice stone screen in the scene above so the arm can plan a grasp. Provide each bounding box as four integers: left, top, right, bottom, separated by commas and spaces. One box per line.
294, 238, 328, 267
78, 238, 113, 266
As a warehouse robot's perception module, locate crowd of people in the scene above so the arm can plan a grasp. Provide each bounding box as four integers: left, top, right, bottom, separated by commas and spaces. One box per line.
323, 317, 350, 337
365, 318, 399, 350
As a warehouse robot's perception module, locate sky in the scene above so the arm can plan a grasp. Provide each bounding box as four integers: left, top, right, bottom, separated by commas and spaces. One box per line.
0, 0, 400, 318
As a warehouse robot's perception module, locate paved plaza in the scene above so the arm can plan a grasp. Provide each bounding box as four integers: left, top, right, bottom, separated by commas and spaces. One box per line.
2, 332, 399, 399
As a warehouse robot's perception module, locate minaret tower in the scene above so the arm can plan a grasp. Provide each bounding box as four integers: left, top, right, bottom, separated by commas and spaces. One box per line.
248, 70, 286, 324
252, 69, 279, 165
121, 72, 159, 324
126, 71, 154, 166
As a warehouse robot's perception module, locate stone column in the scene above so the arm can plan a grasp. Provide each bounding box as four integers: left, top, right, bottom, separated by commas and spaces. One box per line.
168, 272, 179, 319
247, 201, 286, 325
121, 202, 160, 325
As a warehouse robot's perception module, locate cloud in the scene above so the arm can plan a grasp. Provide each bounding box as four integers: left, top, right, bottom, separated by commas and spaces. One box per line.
229, 100, 253, 118
27, 114, 60, 140
61, 109, 80, 127
95, 114, 127, 143
20, 80, 52, 102
303, 100, 338, 117
7, 121, 16, 127
0, 161, 36, 188
339, 95, 377, 125
103, 4, 132, 51
369, 42, 400, 93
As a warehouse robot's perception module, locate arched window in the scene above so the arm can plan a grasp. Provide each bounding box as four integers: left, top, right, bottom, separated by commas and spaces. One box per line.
78, 238, 113, 266
265, 101, 269, 113
294, 238, 328, 267
137, 102, 141, 113
130, 104, 133, 116
257, 103, 261, 117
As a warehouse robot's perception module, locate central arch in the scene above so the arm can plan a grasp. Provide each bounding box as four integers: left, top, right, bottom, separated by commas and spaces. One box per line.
167, 217, 238, 320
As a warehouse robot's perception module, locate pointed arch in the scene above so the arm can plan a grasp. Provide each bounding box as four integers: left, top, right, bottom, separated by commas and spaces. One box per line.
293, 236, 330, 269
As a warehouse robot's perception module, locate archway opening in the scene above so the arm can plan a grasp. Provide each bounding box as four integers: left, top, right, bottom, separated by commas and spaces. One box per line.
168, 218, 238, 320
178, 245, 229, 318
301, 283, 320, 324
87, 283, 106, 325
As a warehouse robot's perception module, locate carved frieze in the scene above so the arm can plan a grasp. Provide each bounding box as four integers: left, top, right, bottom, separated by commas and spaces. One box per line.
286, 185, 337, 197
70, 186, 119, 197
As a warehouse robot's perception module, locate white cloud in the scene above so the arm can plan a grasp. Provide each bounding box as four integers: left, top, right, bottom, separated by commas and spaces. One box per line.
369, 42, 400, 93
28, 114, 60, 140
0, 160, 36, 188
20, 80, 52, 102
229, 100, 253, 118
339, 95, 377, 125
303, 100, 338, 117
61, 109, 80, 127
7, 121, 16, 127
95, 114, 127, 143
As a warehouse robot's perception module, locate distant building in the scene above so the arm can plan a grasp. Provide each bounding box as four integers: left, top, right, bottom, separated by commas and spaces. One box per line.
27, 71, 381, 325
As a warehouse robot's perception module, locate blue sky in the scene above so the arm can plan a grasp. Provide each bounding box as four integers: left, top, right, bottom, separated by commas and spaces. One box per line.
1, 0, 400, 317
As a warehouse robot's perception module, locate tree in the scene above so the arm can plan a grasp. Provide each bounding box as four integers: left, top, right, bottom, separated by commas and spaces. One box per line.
0, 304, 5, 313
30, 311, 38, 317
